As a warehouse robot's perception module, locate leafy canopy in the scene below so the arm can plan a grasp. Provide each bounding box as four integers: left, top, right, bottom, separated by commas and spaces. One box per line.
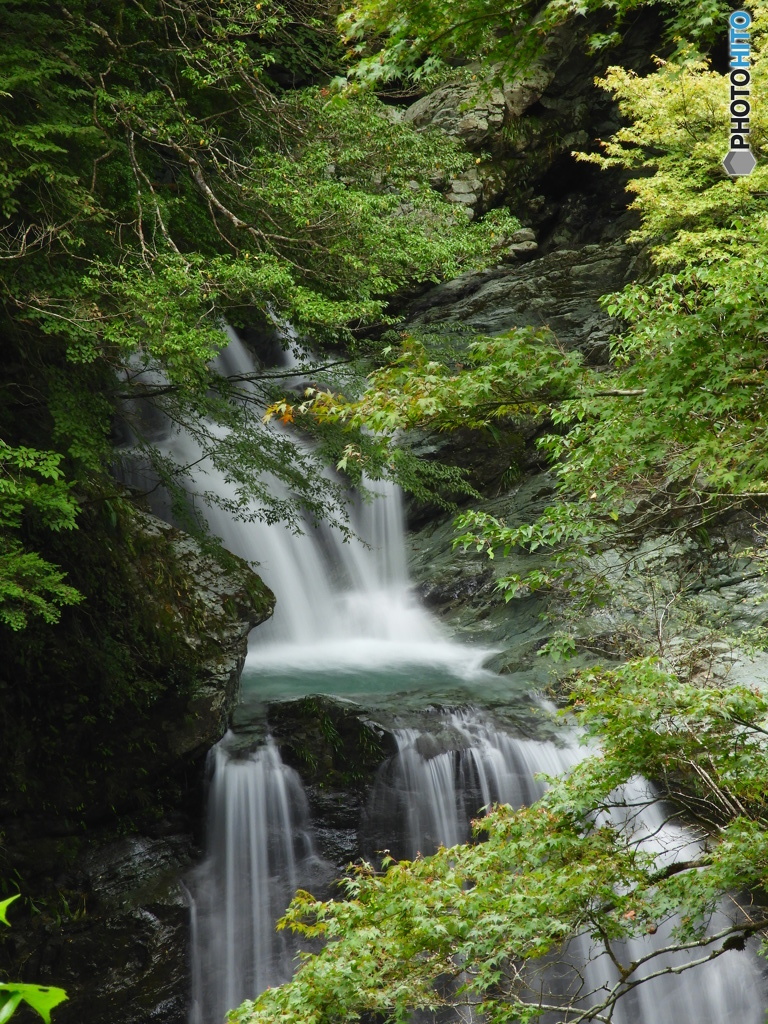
300, 328, 583, 434
338, 0, 731, 89
0, 0, 506, 361
0, 0, 512, 629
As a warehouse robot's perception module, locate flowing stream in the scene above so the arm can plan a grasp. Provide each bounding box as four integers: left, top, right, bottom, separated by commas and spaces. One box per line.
171, 334, 767, 1024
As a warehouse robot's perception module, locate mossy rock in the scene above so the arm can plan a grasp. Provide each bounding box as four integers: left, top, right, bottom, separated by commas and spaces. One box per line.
267, 695, 396, 793
0, 500, 274, 829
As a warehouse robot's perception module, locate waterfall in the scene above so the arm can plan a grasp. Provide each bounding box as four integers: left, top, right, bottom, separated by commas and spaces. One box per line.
214, 343, 467, 666
170, 329, 766, 1024
364, 710, 578, 860
171, 330, 496, 1022
124, 328, 488, 670
189, 737, 325, 1024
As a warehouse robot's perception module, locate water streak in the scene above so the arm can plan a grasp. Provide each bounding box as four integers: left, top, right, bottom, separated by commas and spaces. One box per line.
189, 737, 323, 1024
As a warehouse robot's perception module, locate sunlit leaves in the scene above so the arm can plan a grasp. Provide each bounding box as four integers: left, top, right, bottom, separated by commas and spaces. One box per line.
302, 326, 582, 434
0, 897, 19, 926
0, 442, 82, 630
0, 985, 68, 1024
564, 18, 768, 505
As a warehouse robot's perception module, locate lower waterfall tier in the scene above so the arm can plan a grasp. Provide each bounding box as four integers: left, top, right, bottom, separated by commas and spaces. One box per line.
190, 696, 767, 1024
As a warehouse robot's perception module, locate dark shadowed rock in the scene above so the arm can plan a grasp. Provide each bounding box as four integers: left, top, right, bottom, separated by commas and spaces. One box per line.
267, 695, 399, 865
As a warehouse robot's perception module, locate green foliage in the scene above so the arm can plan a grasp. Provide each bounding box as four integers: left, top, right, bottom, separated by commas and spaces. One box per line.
0, 0, 504, 347
0, 984, 68, 1024
290, 326, 583, 511
465, 29, 768, 589
0, 897, 67, 1023
453, 499, 614, 604
0, 897, 19, 926
0, 441, 82, 629
311, 7, 768, 603
338, 0, 730, 90
0, 0, 511, 632
232, 661, 768, 1024
303, 327, 580, 434
570, 660, 768, 825
488, 19, 768, 590
564, 35, 768, 504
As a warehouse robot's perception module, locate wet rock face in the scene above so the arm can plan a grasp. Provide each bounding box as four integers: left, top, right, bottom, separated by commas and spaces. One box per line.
2, 506, 275, 828
406, 240, 637, 363
267, 695, 398, 865
407, 474, 768, 690
139, 510, 275, 767
19, 837, 193, 1024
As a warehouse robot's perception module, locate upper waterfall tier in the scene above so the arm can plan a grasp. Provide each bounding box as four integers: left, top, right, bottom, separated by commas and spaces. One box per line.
129, 328, 495, 673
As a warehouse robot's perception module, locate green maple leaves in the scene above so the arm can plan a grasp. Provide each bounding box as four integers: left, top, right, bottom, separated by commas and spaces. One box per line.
0, 897, 67, 1023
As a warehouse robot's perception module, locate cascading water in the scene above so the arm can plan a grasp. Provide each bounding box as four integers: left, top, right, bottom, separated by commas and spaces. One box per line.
144, 329, 766, 1024
165, 330, 479, 668
189, 737, 328, 1024
364, 710, 577, 860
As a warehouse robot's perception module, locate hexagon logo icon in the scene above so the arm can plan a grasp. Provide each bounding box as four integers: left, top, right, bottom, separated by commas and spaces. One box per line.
722, 149, 757, 176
